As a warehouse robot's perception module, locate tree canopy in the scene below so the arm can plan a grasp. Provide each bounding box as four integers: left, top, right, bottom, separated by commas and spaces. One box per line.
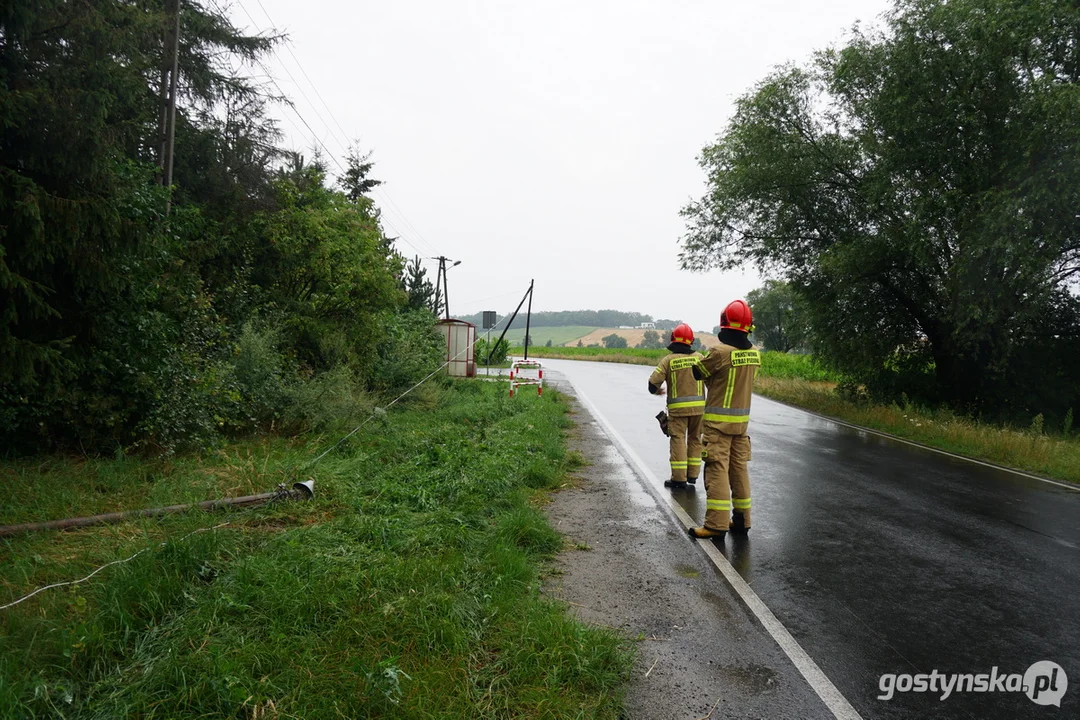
746, 281, 808, 353
0, 0, 441, 452
602, 333, 628, 349
681, 0, 1080, 422
456, 309, 654, 329
637, 330, 665, 349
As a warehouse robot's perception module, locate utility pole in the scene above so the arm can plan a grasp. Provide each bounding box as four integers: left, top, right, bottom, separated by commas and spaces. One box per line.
482, 311, 496, 350
523, 278, 534, 361
433, 258, 442, 316
157, 0, 181, 214
485, 280, 534, 365
432, 256, 460, 320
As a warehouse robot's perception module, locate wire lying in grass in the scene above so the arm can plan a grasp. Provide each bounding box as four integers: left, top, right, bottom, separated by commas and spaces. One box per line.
0, 522, 231, 611
2, 346, 476, 613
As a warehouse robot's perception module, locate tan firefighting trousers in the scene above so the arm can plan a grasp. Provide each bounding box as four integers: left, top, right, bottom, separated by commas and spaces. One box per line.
666, 414, 703, 482
702, 433, 751, 530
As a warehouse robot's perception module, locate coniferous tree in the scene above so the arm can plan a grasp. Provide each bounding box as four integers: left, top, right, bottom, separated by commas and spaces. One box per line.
402, 256, 441, 314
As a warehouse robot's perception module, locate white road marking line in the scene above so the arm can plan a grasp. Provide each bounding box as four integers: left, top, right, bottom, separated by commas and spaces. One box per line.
756, 395, 1080, 493
569, 382, 864, 720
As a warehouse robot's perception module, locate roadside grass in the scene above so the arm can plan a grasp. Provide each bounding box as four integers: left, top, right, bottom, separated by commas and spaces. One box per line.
0, 436, 316, 526
0, 381, 634, 718
755, 377, 1080, 484
516, 346, 838, 382
512, 346, 668, 364
518, 347, 1080, 484
476, 360, 513, 369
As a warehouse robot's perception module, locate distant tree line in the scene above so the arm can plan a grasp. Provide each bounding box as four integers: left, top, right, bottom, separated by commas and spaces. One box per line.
0, 1, 443, 453
456, 310, 654, 330
683, 0, 1080, 427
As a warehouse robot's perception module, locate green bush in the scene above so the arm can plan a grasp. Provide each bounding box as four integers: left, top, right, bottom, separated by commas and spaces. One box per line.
286, 365, 372, 433
228, 323, 291, 429
476, 336, 510, 365
367, 309, 445, 392
601, 333, 628, 349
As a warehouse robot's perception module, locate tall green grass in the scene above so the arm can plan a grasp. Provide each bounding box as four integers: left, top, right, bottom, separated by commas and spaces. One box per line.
756, 377, 1080, 484
513, 346, 668, 364
516, 346, 841, 382
758, 352, 840, 382
513, 347, 1080, 483
0, 381, 634, 718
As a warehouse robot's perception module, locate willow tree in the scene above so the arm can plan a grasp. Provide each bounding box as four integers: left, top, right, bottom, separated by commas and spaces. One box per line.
681, 0, 1080, 420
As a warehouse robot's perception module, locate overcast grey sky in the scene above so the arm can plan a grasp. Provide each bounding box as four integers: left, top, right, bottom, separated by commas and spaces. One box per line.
228, 0, 892, 331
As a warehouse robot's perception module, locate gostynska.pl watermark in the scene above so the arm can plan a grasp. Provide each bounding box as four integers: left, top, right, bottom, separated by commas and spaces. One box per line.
878, 661, 1068, 707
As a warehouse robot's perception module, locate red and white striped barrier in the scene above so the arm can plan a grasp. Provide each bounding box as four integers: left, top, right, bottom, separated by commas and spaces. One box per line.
509, 360, 543, 397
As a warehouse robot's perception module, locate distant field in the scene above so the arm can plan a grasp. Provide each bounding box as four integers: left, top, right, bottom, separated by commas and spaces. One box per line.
485, 326, 723, 349
488, 326, 598, 346
568, 328, 720, 348
508, 347, 840, 381
515, 347, 668, 364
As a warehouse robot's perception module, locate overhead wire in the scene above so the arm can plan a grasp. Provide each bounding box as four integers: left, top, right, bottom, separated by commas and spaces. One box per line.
301, 342, 475, 469
2, 2, 503, 616
230, 0, 430, 259
243, 0, 440, 258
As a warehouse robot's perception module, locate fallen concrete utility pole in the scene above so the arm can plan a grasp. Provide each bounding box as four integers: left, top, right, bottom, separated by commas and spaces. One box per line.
0, 480, 314, 538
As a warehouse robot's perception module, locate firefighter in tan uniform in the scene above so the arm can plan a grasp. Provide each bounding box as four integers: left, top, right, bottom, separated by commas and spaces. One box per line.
648, 324, 705, 490
688, 300, 760, 540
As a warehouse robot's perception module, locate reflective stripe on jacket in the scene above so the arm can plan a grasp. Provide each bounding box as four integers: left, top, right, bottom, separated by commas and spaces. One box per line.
694, 345, 760, 435
648, 351, 705, 417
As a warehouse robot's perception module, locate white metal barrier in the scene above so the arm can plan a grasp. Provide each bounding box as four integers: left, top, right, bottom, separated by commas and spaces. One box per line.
509, 359, 543, 397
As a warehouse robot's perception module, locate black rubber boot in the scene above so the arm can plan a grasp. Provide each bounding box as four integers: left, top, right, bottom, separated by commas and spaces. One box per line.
664, 479, 689, 490
730, 512, 750, 535
686, 476, 698, 485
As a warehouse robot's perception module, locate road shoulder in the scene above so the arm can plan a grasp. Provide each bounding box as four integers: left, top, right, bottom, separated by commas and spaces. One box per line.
542, 384, 834, 720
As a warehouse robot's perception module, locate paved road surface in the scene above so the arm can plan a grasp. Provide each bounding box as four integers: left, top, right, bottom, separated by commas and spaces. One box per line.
541, 359, 1080, 719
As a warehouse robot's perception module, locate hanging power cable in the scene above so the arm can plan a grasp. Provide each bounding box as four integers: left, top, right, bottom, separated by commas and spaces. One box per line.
237, 0, 440, 258
301, 340, 473, 469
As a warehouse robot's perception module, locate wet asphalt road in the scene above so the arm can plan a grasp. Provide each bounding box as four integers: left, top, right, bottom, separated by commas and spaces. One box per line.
540, 359, 1080, 720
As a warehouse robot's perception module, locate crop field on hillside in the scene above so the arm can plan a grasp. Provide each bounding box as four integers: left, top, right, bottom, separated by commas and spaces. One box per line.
493, 326, 598, 346
568, 329, 720, 348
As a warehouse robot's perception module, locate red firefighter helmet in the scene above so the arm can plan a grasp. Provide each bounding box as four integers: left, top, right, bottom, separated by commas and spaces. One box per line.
670, 323, 694, 345
720, 300, 753, 333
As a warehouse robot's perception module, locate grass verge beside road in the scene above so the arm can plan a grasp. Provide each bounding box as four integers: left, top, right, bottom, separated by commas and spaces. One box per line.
0, 381, 634, 718
517, 346, 838, 382
513, 346, 668, 365
519, 346, 1080, 485
756, 377, 1080, 485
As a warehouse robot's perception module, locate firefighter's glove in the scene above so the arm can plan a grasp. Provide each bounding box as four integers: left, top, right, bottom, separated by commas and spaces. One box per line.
655, 410, 670, 437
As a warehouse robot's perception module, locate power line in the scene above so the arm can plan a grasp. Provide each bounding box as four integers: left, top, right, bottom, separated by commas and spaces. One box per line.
234, 4, 340, 164
254, 0, 351, 147
242, 0, 440, 258
373, 188, 439, 256
249, 0, 438, 255
0, 522, 231, 611
302, 341, 473, 469
231, 2, 429, 258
